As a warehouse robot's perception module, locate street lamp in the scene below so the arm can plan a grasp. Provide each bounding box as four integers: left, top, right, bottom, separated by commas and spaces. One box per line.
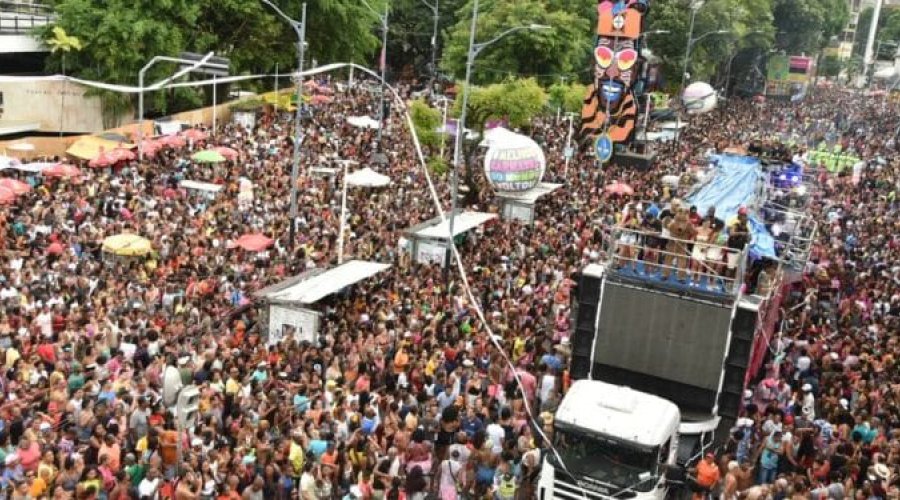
643, 29, 671, 36
681, 29, 730, 89
138, 52, 227, 161
261, 0, 307, 254
447, 0, 549, 261
421, 0, 440, 79
362, 0, 389, 145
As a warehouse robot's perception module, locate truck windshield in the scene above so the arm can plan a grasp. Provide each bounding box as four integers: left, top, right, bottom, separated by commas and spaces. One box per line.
549, 425, 659, 492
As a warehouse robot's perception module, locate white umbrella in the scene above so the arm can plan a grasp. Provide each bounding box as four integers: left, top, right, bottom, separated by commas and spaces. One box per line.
346, 167, 391, 188
347, 116, 381, 130
13, 162, 56, 173
0, 156, 20, 169
6, 142, 35, 152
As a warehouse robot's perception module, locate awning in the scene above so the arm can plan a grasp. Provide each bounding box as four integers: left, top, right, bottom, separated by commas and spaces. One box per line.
494, 182, 562, 204
259, 260, 391, 304
179, 180, 224, 193
66, 136, 135, 160
415, 212, 497, 240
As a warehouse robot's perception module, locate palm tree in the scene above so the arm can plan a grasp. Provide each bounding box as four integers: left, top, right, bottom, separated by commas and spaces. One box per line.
46, 27, 83, 136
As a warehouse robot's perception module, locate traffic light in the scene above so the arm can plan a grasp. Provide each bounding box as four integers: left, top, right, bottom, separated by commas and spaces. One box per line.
176, 386, 200, 429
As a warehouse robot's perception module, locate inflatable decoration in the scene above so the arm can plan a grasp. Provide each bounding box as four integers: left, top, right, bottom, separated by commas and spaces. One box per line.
484, 133, 546, 192
581, 0, 651, 147
682, 81, 717, 115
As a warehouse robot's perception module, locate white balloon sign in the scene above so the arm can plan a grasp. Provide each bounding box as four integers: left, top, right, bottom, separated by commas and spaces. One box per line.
683, 82, 717, 115
483, 132, 546, 192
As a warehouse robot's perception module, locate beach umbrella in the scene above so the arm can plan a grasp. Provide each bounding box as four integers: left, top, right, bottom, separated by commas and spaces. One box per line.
110, 148, 136, 162
42, 163, 82, 178
89, 152, 117, 168
604, 182, 634, 196
101, 233, 153, 257
234, 233, 275, 252
181, 128, 209, 141
157, 134, 186, 148
0, 179, 31, 195
0, 156, 20, 169
192, 150, 227, 163
212, 147, 239, 160
0, 187, 16, 205
311, 95, 334, 105
346, 167, 391, 188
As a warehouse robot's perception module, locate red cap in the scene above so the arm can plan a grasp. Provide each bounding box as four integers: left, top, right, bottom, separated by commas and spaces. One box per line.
738, 206, 748, 216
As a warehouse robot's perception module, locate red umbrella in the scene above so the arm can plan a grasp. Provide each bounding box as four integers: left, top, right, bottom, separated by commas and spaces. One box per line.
311, 95, 334, 105
235, 233, 275, 252
181, 128, 209, 141
46, 242, 65, 255
158, 134, 186, 148
43, 163, 82, 178
89, 152, 116, 168
0, 178, 31, 195
604, 182, 634, 196
110, 148, 136, 162
0, 186, 16, 205
213, 146, 239, 160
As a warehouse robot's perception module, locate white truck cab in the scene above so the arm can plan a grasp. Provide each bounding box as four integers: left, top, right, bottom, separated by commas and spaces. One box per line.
538, 380, 681, 500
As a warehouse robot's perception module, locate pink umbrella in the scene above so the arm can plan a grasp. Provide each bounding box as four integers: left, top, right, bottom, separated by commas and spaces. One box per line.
89, 152, 116, 168
235, 233, 275, 252
303, 80, 320, 90
46, 242, 65, 255
0, 178, 31, 195
158, 134, 186, 148
43, 163, 82, 178
604, 182, 634, 196
181, 128, 209, 141
213, 146, 239, 160
0, 186, 16, 205
311, 95, 333, 105
110, 148, 136, 162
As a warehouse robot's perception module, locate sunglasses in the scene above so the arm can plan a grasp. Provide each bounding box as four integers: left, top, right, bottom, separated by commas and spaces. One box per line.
594, 46, 638, 72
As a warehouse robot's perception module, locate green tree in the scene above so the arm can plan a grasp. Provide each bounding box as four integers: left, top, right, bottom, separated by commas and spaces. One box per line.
548, 81, 588, 114
854, 6, 900, 59
819, 54, 842, 76
774, 0, 848, 55
441, 0, 593, 85
383, 0, 467, 79
451, 78, 547, 199
409, 98, 451, 173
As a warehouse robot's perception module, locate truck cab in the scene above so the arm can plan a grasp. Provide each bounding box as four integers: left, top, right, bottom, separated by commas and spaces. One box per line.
538, 380, 680, 500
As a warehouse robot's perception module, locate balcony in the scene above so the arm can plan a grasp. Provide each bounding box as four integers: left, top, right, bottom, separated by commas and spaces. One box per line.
0, 1, 52, 53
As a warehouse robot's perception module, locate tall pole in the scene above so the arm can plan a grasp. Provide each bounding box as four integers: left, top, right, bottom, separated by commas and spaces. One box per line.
288, 2, 307, 254
377, 10, 389, 144
432, 0, 439, 78
447, 0, 479, 271
439, 96, 449, 160
274, 63, 279, 112
680, 6, 699, 93
563, 113, 574, 181
212, 74, 217, 133
338, 160, 349, 264
864, 0, 884, 86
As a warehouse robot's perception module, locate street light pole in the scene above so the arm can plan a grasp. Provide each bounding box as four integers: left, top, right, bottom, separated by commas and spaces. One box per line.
261, 0, 307, 254
446, 0, 549, 270
680, 2, 702, 93
421, 0, 440, 79
362, 0, 389, 145
138, 52, 220, 161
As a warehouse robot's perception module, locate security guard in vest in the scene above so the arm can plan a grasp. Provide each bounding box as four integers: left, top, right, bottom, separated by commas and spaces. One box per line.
495, 471, 517, 500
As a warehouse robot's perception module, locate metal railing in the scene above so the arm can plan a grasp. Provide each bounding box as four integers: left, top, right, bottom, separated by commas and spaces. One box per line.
605, 226, 749, 297
0, 2, 52, 34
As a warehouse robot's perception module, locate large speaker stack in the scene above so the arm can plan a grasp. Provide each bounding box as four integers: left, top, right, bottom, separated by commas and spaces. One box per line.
570, 271, 603, 380
717, 305, 759, 424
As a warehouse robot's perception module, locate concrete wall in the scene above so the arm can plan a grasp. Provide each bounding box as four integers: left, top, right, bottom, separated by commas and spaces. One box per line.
0, 80, 124, 134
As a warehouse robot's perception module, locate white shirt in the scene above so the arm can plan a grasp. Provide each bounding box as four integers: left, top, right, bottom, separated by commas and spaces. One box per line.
36, 311, 53, 337
138, 477, 161, 499
486, 423, 506, 455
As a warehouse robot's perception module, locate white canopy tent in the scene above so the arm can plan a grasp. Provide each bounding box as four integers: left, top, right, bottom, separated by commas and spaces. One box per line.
347, 116, 381, 130
403, 211, 497, 267
415, 212, 497, 240
346, 167, 390, 188
255, 260, 392, 344
337, 162, 391, 263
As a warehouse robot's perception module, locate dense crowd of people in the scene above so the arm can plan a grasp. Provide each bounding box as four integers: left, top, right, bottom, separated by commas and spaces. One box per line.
0, 73, 898, 500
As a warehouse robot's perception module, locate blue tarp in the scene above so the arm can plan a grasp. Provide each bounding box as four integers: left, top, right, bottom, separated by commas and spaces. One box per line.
687, 154, 776, 259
